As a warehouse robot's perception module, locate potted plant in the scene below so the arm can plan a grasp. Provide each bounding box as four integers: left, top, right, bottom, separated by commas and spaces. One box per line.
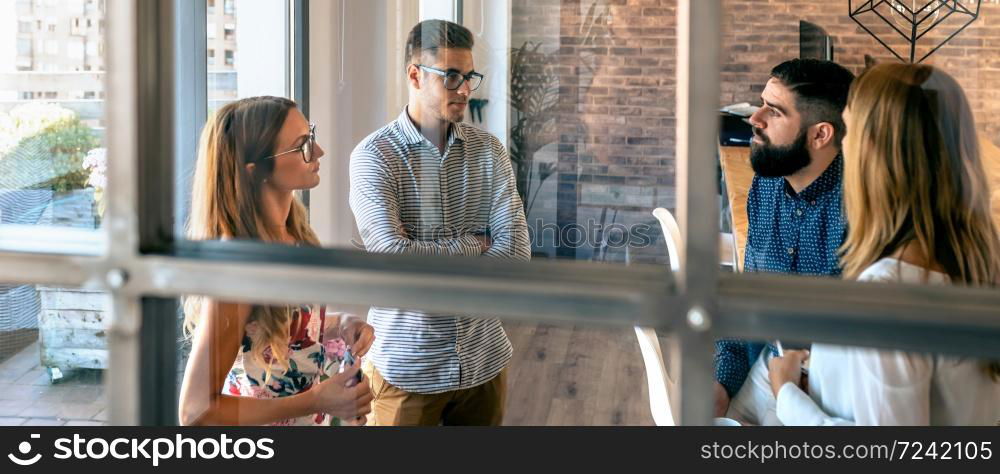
508, 1, 615, 218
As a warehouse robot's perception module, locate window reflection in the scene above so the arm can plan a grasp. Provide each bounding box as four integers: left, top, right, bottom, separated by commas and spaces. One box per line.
1, 0, 106, 230
509, 0, 676, 264
715, 1, 1000, 427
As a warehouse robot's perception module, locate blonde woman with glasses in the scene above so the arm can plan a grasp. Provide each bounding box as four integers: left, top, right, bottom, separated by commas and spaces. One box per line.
768, 63, 1000, 425
179, 96, 374, 426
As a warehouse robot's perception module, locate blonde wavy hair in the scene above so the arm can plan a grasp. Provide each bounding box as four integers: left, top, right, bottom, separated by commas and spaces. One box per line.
840, 63, 1000, 380
183, 96, 319, 380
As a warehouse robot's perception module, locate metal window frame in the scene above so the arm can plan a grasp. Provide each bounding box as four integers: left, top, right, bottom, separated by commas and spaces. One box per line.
174, 0, 208, 239
290, 0, 310, 209
1, 0, 999, 426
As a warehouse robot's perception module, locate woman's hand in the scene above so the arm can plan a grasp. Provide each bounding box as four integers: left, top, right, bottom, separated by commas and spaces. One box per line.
341, 318, 375, 357
341, 414, 368, 426
312, 364, 373, 420
767, 349, 809, 397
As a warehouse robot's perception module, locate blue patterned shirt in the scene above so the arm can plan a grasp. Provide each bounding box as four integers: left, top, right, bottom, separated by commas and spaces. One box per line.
715, 155, 846, 398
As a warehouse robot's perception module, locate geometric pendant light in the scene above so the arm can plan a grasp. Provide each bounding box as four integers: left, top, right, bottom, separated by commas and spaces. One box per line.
849, 0, 982, 63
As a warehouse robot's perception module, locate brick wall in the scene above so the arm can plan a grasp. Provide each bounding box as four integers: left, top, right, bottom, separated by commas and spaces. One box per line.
721, 0, 1000, 143
512, 0, 678, 262
510, 0, 1000, 262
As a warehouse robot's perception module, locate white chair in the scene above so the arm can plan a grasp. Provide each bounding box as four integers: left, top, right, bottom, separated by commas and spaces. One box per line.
653, 207, 738, 271
634, 325, 679, 426
637, 209, 737, 425
653, 207, 682, 272
632, 208, 684, 426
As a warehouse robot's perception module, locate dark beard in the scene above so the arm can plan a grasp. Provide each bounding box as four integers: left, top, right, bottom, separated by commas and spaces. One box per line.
749, 128, 811, 177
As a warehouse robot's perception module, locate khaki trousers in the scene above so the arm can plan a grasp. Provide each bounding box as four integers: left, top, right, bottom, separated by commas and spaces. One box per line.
366, 366, 507, 426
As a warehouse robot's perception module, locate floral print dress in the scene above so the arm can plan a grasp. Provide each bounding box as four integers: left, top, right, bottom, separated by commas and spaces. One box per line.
225, 305, 349, 426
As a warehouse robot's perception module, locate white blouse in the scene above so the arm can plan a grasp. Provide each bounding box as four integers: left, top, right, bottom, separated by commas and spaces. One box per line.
775, 258, 1000, 426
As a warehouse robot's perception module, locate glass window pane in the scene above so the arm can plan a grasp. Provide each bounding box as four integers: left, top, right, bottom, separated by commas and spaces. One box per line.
510, 0, 677, 265
175, 291, 653, 426
720, 1, 1000, 281
177, 295, 373, 426
289, 0, 681, 268
716, 1, 1000, 426
0, 283, 108, 426
0, 0, 106, 231
207, 0, 289, 114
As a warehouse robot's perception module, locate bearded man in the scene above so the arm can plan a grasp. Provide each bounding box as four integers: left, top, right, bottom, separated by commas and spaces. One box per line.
714, 59, 855, 422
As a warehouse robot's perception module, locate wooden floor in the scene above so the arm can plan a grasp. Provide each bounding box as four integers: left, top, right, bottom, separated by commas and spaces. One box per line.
502, 322, 654, 426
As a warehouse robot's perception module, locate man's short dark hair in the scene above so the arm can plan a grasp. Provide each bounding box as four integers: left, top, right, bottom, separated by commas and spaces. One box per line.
770, 59, 855, 147
405, 20, 474, 68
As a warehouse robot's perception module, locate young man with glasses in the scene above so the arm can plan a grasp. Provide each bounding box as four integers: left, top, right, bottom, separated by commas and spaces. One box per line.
349, 19, 530, 425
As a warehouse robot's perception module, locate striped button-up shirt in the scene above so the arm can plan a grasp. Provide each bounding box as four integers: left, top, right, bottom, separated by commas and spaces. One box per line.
349, 108, 530, 394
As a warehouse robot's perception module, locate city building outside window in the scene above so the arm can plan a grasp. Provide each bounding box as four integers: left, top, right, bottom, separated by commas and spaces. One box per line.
17, 38, 32, 56
67, 38, 84, 60
206, 0, 288, 112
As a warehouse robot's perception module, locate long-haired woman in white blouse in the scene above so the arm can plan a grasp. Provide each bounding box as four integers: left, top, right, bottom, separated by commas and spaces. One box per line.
768, 63, 1000, 425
